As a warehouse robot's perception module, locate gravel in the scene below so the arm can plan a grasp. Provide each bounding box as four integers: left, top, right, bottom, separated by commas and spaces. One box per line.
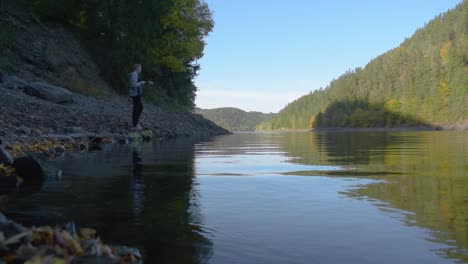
0, 86, 229, 146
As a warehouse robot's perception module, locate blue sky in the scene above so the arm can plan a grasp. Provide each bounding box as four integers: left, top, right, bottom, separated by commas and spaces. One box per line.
194, 0, 462, 113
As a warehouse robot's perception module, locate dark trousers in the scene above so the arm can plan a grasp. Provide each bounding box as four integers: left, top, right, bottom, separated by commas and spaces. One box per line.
131, 96, 143, 126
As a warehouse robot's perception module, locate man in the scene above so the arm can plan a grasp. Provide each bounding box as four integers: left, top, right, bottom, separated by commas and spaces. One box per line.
129, 64, 152, 130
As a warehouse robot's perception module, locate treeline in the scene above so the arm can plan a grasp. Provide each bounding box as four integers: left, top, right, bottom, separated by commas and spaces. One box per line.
197, 107, 275, 131
258, 1, 467, 130
25, 0, 213, 109
312, 100, 426, 128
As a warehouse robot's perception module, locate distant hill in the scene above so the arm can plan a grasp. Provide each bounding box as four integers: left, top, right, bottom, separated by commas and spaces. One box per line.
196, 107, 276, 131
258, 1, 467, 130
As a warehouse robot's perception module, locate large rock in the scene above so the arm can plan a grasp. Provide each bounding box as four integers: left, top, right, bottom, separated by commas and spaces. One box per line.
23, 82, 73, 103
13, 155, 46, 184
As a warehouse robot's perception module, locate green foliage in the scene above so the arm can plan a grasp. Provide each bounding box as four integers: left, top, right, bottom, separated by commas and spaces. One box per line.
28, 0, 214, 110
259, 2, 467, 130
29, 0, 81, 23
197, 107, 276, 131
0, 21, 17, 49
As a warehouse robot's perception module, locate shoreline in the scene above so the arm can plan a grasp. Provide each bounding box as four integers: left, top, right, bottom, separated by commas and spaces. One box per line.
0, 80, 230, 157
255, 125, 467, 133
310, 124, 467, 132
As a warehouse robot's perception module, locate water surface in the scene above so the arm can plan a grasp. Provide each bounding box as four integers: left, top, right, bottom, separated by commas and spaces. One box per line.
1, 131, 467, 263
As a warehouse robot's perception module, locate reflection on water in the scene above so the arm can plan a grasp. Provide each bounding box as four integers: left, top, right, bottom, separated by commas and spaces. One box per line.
278, 131, 468, 262
0, 131, 466, 263
1, 138, 213, 264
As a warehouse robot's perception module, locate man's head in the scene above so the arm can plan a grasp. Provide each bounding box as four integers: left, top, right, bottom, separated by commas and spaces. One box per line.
134, 64, 142, 73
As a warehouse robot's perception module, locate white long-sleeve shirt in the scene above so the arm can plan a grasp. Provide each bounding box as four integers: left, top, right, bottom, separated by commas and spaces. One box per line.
129, 71, 146, 97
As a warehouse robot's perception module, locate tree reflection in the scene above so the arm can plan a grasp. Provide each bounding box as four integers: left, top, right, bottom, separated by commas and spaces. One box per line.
133, 138, 213, 264
0, 137, 213, 264
279, 131, 468, 262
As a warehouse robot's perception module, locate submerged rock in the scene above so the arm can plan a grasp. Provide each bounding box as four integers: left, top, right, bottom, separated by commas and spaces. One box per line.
23, 82, 73, 103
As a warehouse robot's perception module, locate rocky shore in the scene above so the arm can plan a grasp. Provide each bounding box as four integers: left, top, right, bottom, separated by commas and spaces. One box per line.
0, 75, 229, 147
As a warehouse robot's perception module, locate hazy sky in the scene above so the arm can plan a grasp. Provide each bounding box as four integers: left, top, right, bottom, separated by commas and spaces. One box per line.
194, 0, 462, 113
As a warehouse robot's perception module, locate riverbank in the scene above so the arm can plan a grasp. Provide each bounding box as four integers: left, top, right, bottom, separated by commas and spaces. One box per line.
309, 123, 468, 132
0, 80, 229, 150
0, 1, 229, 151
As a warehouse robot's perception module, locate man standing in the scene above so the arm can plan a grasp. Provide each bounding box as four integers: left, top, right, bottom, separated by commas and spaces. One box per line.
129, 64, 152, 130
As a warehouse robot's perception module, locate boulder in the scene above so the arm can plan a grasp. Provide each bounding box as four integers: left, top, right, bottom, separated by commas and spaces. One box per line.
13, 155, 46, 184
23, 82, 73, 103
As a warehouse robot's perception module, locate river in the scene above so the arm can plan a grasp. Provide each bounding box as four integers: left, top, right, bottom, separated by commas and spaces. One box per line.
1, 131, 467, 263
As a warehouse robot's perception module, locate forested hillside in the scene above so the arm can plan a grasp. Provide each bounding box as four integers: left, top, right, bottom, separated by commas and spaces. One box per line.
197, 107, 275, 131
258, 1, 467, 130
6, 0, 213, 109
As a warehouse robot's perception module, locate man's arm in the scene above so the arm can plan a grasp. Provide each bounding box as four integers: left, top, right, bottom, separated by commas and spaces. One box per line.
131, 72, 146, 88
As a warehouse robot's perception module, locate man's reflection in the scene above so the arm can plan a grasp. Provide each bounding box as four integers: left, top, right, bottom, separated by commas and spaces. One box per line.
131, 144, 145, 224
